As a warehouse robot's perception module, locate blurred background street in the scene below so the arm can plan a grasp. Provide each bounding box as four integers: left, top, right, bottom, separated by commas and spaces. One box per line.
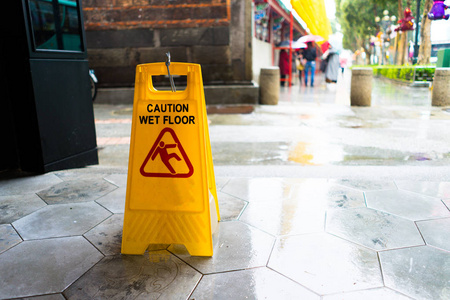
94, 72, 450, 181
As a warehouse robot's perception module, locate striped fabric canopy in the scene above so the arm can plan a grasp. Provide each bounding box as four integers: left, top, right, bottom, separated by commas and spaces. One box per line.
290, 0, 332, 41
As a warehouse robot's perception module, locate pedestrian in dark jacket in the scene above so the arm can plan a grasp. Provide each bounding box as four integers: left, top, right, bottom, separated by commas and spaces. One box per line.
302, 42, 317, 87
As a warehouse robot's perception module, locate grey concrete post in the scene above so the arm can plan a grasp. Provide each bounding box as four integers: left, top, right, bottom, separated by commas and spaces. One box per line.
260, 67, 280, 105
432, 68, 450, 106
350, 68, 373, 106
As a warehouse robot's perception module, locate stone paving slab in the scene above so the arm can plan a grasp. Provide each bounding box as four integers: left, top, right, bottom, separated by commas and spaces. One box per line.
84, 214, 124, 256
37, 179, 117, 204
0, 224, 22, 254
95, 186, 126, 213
0, 194, 47, 224
416, 218, 450, 252
168, 221, 275, 274
13, 202, 112, 240
379, 246, 450, 300
63, 251, 201, 300
396, 181, 450, 199
0, 236, 103, 299
365, 189, 450, 221
268, 232, 384, 294
0, 172, 450, 299
0, 173, 62, 196
189, 267, 320, 299
326, 207, 425, 251
322, 287, 412, 300
21, 294, 65, 300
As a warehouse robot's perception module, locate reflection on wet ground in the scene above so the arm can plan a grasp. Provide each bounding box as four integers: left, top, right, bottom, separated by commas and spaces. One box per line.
93, 71, 450, 169
372, 77, 431, 106
208, 72, 450, 167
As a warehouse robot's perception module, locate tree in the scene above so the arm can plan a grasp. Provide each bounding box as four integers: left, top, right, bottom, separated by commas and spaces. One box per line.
336, 0, 397, 64
395, 0, 412, 65
417, 0, 433, 64
336, 0, 433, 65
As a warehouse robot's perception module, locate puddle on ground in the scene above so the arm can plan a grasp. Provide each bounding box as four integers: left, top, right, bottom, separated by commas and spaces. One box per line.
211, 142, 291, 165
338, 116, 388, 129
210, 140, 450, 166
288, 142, 344, 165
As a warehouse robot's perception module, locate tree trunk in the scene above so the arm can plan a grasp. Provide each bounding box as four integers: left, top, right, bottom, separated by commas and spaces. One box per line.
395, 0, 403, 65
418, 0, 433, 64
362, 44, 371, 65
398, 33, 407, 65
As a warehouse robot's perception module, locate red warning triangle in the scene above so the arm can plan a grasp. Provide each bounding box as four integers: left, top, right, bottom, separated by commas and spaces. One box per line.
140, 128, 194, 178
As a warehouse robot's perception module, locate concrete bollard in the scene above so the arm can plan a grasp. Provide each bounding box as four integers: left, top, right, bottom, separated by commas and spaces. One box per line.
350, 68, 373, 106
432, 68, 450, 106
260, 67, 280, 105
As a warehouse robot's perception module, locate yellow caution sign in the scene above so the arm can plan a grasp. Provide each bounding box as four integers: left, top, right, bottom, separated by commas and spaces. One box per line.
122, 62, 220, 256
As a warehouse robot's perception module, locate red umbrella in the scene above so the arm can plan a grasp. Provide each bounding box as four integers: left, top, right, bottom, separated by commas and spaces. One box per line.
297, 34, 324, 44
320, 41, 330, 53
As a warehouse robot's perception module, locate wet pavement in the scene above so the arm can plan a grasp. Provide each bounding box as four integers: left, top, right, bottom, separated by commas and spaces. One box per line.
95, 71, 450, 179
1, 71, 450, 299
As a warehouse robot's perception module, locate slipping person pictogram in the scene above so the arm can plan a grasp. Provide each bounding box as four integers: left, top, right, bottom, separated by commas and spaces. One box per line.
140, 127, 194, 178
151, 141, 181, 174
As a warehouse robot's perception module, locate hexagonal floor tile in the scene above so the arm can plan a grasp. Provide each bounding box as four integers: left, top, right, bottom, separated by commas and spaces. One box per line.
332, 179, 396, 191
21, 294, 65, 300
37, 179, 117, 204
0, 173, 62, 196
215, 177, 230, 190
55, 171, 111, 182
239, 198, 325, 236
95, 187, 126, 213
221, 177, 294, 202
84, 214, 123, 256
0, 236, 103, 299
322, 287, 411, 299
326, 207, 424, 251
396, 180, 450, 199
268, 233, 383, 295
104, 173, 127, 187
379, 246, 450, 299
168, 221, 275, 274
13, 202, 111, 240
417, 218, 450, 252
220, 178, 365, 208
444, 199, 450, 210
322, 184, 366, 209
64, 251, 201, 299
0, 224, 22, 254
365, 189, 450, 221
0, 194, 47, 224
189, 267, 320, 300
217, 191, 247, 221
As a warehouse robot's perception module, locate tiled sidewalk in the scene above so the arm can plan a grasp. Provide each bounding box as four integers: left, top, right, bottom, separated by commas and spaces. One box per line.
1, 170, 449, 299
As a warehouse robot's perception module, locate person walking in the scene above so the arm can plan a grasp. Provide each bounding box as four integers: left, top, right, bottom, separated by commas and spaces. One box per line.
296, 52, 305, 85
279, 49, 289, 86
302, 42, 317, 87
291, 51, 297, 85
322, 44, 340, 84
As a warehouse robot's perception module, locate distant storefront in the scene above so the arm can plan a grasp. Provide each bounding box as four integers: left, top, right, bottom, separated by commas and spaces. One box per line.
82, 0, 252, 88
252, 0, 306, 84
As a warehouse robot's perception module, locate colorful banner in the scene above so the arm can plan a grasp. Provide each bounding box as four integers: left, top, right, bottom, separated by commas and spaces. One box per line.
290, 0, 332, 41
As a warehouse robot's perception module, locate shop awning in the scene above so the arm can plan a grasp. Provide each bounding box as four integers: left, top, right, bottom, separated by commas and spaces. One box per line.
290, 0, 332, 41
268, 0, 306, 35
